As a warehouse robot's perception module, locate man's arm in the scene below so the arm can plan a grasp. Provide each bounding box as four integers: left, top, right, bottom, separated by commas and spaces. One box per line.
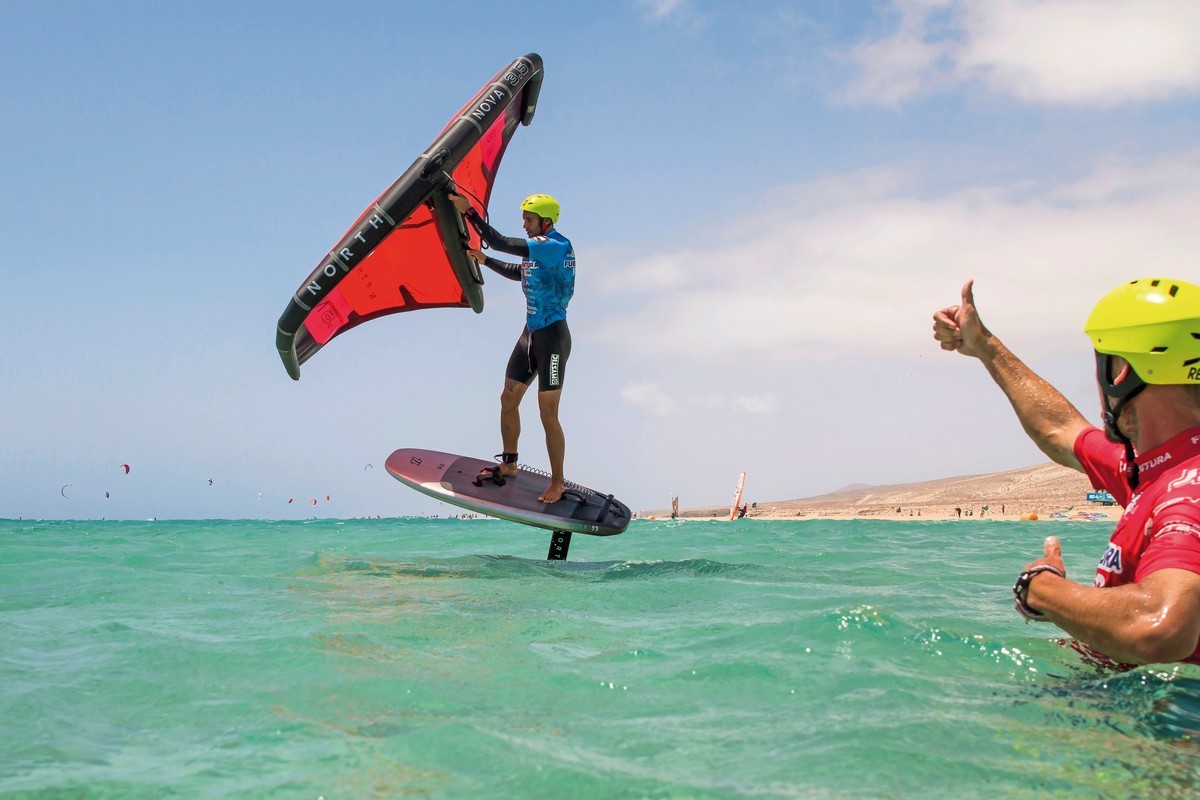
933, 280, 1091, 470
465, 209, 529, 258
467, 249, 520, 282
449, 193, 529, 257
1023, 536, 1200, 664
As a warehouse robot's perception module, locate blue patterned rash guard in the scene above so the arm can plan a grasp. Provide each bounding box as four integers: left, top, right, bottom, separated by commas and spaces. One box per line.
522, 231, 575, 331
463, 208, 576, 332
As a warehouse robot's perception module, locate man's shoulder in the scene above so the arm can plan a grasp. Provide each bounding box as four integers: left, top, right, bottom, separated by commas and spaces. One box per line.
529, 232, 572, 258
1074, 425, 1123, 473
1147, 429, 1200, 498
1074, 425, 1133, 505
1074, 425, 1111, 452
1160, 462, 1200, 501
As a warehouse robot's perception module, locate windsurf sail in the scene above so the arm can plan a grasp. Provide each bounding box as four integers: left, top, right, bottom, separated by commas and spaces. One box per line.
275, 53, 545, 379
728, 472, 746, 522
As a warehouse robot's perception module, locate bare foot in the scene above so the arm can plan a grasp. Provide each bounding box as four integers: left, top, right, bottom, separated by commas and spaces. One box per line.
538, 480, 565, 504
500, 463, 518, 478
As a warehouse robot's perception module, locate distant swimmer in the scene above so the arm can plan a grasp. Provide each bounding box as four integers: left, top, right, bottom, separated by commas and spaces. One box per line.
933, 277, 1200, 666
451, 191, 575, 504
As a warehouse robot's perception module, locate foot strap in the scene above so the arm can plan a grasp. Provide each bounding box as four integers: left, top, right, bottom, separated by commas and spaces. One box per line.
472, 453, 518, 488
473, 466, 505, 487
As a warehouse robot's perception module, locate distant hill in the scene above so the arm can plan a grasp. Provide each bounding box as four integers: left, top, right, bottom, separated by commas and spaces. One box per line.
829, 482, 874, 495
645, 462, 1104, 520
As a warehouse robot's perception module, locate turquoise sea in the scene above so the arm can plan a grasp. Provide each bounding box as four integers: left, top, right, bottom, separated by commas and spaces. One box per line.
2, 517, 1198, 799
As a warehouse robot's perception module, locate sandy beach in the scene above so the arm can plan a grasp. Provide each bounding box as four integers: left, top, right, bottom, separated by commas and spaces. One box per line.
646, 462, 1122, 523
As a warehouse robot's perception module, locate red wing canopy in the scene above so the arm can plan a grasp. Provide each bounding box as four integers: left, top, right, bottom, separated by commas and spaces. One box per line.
276, 54, 544, 379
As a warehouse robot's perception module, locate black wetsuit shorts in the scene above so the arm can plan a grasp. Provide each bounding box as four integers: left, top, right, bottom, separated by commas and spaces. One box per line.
506, 320, 571, 391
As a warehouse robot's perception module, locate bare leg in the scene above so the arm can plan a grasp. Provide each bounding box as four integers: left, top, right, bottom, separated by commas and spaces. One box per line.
537, 389, 565, 503
499, 378, 528, 477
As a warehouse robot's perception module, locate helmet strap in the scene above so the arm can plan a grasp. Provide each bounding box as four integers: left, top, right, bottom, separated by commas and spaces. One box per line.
1095, 352, 1147, 490
1101, 398, 1141, 491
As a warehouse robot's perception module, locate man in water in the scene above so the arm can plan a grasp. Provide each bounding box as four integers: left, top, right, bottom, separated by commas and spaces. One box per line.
451, 191, 575, 503
933, 278, 1200, 666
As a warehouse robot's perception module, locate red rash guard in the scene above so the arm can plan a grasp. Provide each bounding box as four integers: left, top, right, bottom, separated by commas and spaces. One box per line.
1074, 425, 1200, 664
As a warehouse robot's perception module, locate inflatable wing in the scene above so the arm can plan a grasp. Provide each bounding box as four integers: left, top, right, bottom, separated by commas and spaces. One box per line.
275, 53, 545, 379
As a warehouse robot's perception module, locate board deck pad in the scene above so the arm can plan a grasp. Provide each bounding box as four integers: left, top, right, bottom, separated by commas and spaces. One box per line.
385, 448, 631, 537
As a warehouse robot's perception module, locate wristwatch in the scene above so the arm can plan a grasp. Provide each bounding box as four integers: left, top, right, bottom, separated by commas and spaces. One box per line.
1012, 564, 1065, 622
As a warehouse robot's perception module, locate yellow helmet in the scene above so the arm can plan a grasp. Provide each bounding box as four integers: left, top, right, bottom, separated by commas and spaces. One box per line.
1084, 277, 1200, 385
520, 194, 560, 224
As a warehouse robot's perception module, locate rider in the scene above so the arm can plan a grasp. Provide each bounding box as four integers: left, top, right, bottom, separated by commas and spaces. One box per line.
450, 191, 575, 504
933, 277, 1200, 666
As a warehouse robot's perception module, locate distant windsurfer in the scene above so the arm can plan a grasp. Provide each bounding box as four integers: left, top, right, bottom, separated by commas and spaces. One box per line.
451, 192, 575, 504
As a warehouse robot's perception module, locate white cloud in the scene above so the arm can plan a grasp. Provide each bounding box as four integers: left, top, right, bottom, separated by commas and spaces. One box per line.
841, 0, 958, 106
618, 384, 779, 418
844, 0, 1200, 106
961, 0, 1200, 105
636, 0, 690, 22
620, 382, 677, 416
733, 394, 779, 414
592, 151, 1200, 364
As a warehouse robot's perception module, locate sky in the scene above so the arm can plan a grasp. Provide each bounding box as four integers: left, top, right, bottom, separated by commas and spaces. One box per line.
4, 0, 1200, 520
